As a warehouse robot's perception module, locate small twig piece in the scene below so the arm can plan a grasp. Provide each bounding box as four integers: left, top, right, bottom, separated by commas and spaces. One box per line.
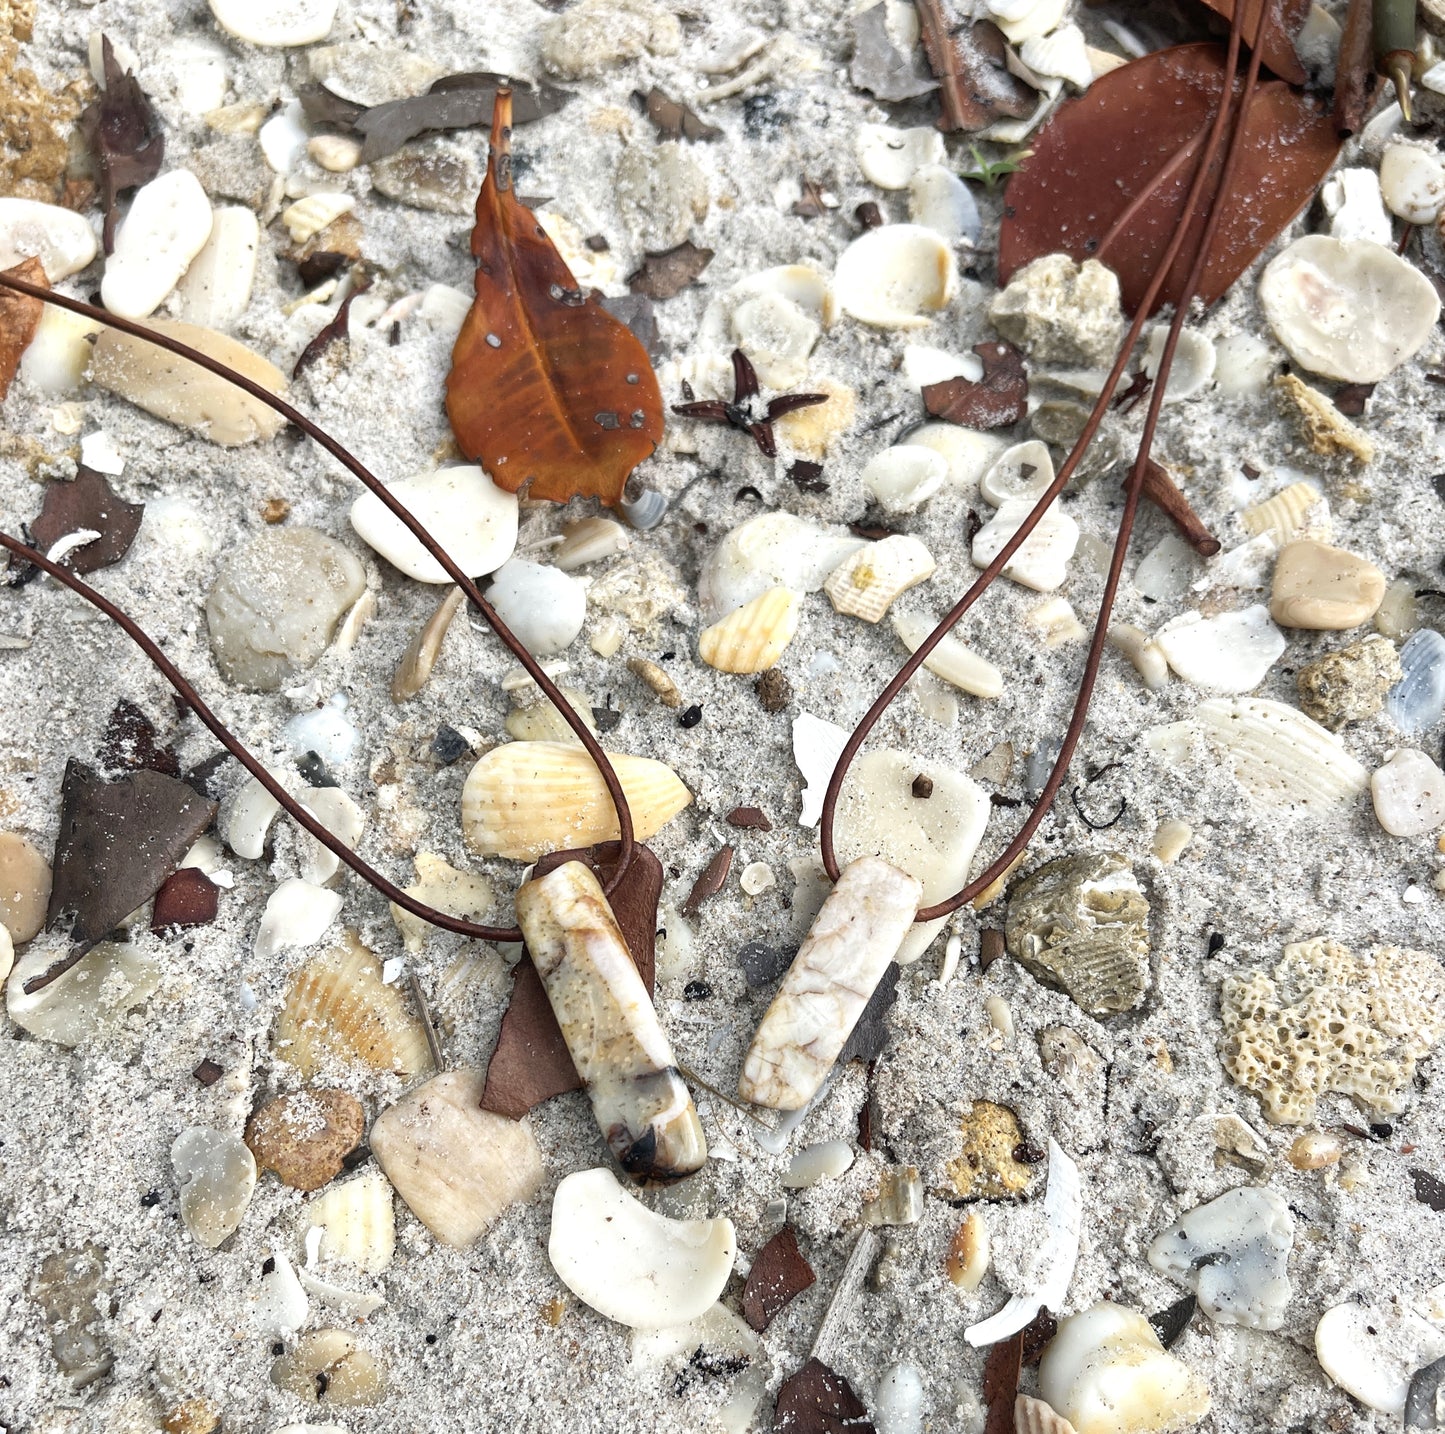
408, 969, 445, 1071
680, 845, 734, 917
1131, 460, 1221, 557
810, 1229, 881, 1364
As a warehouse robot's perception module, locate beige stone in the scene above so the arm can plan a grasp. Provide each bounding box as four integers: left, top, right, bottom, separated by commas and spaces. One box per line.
370, 1069, 543, 1247
1270, 539, 1386, 630
1296, 635, 1402, 728
0, 832, 50, 942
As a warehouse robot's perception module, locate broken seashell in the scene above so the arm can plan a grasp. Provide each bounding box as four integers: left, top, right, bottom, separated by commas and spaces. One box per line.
1387, 628, 1445, 733
1013, 1394, 1079, 1434
1020, 22, 1093, 87
461, 743, 691, 860
389, 851, 493, 956
245, 1087, 363, 1192
862, 1165, 924, 1227
1259, 235, 1440, 383
250, 1249, 308, 1336
630, 1304, 766, 1434
283, 192, 355, 245
1371, 747, 1445, 836
793, 712, 850, 828
698, 586, 802, 673
1376, 578, 1420, 642
1141, 325, 1216, 401
908, 165, 981, 244
772, 375, 856, 457
297, 787, 365, 885
1212, 330, 1279, 395
7, 941, 160, 1047
834, 224, 958, 328
516, 861, 706, 1182
834, 750, 990, 963
1274, 372, 1375, 463
990, 0, 1068, 44
904, 422, 1009, 488
89, 320, 286, 446
972, 498, 1079, 591
505, 686, 598, 743
548, 1167, 736, 1328
980, 440, 1055, 507
554, 516, 630, 572
782, 1139, 855, 1188
1151, 818, 1193, 864
1287, 1131, 1343, 1169
1315, 1299, 1445, 1415
1038, 1302, 1210, 1434
739, 857, 922, 1109
172, 1127, 256, 1249
487, 558, 587, 656
1151, 605, 1286, 694
101, 170, 214, 321
309, 133, 363, 171
175, 206, 259, 332
210, 0, 337, 46
824, 534, 937, 623
695, 265, 835, 390
1381, 142, 1445, 224
900, 343, 982, 393
255, 878, 342, 960
1027, 596, 1085, 647
861, 445, 949, 514
223, 770, 289, 860
274, 934, 434, 1078
700, 511, 864, 621
0, 198, 98, 280
891, 610, 1003, 699
1241, 479, 1326, 544
392, 586, 465, 703
856, 123, 945, 189
271, 1329, 386, 1408
1320, 167, 1392, 244
306, 1169, 395, 1275
371, 1068, 542, 1247
947, 1210, 991, 1291
19, 305, 105, 395
965, 1140, 1082, 1346
1107, 624, 1169, 690
1195, 697, 1369, 809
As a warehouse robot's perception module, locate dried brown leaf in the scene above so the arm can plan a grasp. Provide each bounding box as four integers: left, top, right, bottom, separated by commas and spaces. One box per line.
30, 466, 145, 575
774, 1358, 875, 1434
1195, 0, 1309, 85
79, 35, 165, 253
637, 86, 722, 142
292, 274, 370, 378
680, 844, 733, 917
922, 340, 1028, 428
99, 698, 180, 777
741, 1225, 816, 1331
915, 5, 1036, 132
982, 1331, 1024, 1434
626, 241, 714, 300
0, 256, 45, 398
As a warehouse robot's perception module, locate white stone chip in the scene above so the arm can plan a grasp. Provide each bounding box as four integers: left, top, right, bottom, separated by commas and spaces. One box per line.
485, 558, 586, 655
0, 198, 99, 280
1371, 747, 1445, 836
972, 497, 1079, 591
175, 206, 259, 330
101, 170, 214, 320
254, 879, 344, 960
209, 0, 338, 47
1152, 605, 1286, 693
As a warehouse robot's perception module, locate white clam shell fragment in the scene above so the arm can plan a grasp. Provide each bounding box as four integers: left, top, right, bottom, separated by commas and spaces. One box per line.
905, 422, 1009, 487
554, 516, 629, 572
349, 466, 518, 583
1371, 748, 1445, 836
700, 512, 864, 621
1147, 1186, 1293, 1329
6, 941, 160, 1047
1020, 22, 1093, 88
861, 446, 948, 514
972, 498, 1079, 591
250, 1249, 308, 1336
835, 224, 958, 328
739, 857, 923, 1110
824, 534, 937, 622
1141, 325, 1216, 401
255, 879, 343, 960
1212, 331, 1279, 395
1381, 143, 1445, 225
856, 123, 945, 189
1038, 1301, 1211, 1434
1152, 605, 1286, 694
0, 198, 98, 280
20, 305, 103, 394
891, 611, 1003, 699
696, 265, 834, 390
980, 440, 1055, 507
1320, 168, 1392, 245
297, 787, 366, 886
172, 1128, 257, 1249
175, 206, 259, 331
516, 862, 706, 1182
900, 344, 982, 392
966, 1140, 1082, 1346
101, 170, 214, 320
1259, 235, 1440, 383
793, 712, 851, 828
908, 165, 981, 244
210, 0, 338, 46
1315, 1299, 1445, 1416
224, 770, 289, 860
1387, 628, 1445, 734
1195, 697, 1369, 810
307, 1170, 395, 1275
548, 1167, 736, 1328
486, 559, 586, 655
630, 1304, 766, 1434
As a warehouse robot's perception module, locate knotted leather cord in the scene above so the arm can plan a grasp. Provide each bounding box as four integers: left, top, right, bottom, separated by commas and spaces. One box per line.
0, 276, 636, 971
821, 0, 1271, 922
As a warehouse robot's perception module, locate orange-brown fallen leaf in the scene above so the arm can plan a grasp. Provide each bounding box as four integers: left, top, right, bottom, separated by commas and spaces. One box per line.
446, 90, 664, 506
0, 258, 47, 399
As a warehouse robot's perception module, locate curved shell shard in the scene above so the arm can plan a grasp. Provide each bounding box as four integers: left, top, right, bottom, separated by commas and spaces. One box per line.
698, 586, 802, 673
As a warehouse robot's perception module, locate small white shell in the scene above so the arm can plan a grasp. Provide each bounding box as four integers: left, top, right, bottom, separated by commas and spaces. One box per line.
1194, 697, 1369, 810
947, 1210, 991, 1290
175, 206, 259, 332
1316, 1301, 1445, 1415
101, 170, 214, 321
1141, 325, 1216, 401
210, 0, 337, 46
835, 224, 958, 328
1212, 331, 1279, 396
1152, 605, 1286, 694
905, 422, 1009, 487
891, 610, 1003, 699
308, 133, 363, 171
1108, 623, 1168, 691
989, 0, 1068, 44
861, 444, 948, 513
696, 265, 834, 389
1026, 596, 1085, 648
739, 861, 775, 895
554, 516, 630, 572
782, 1139, 855, 1188
699, 511, 863, 621
297, 788, 366, 885
1381, 143, 1445, 225
547, 1167, 737, 1330
900, 344, 982, 392
972, 498, 1079, 591
856, 123, 945, 189
307, 1170, 395, 1275
250, 1249, 308, 1336
1371, 748, 1445, 836
7, 941, 160, 1047
980, 440, 1054, 506
1019, 23, 1093, 88
1259, 236, 1440, 383
1320, 168, 1392, 245
908, 165, 981, 244
259, 100, 310, 172
282, 192, 356, 245
487, 559, 586, 655
824, 534, 937, 622
728, 290, 820, 391
792, 712, 850, 827
255, 879, 343, 960
697, 586, 802, 672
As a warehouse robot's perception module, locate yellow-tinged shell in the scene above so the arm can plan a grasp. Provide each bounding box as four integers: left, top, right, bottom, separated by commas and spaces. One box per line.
461, 742, 692, 861
698, 586, 802, 673
274, 933, 434, 1079
307, 1169, 396, 1274
823, 534, 936, 623
1241, 480, 1324, 543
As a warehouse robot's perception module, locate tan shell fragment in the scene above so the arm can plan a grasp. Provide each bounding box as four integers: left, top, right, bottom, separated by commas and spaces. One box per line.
461, 742, 692, 861
1274, 374, 1375, 463
281, 191, 355, 244
1241, 480, 1327, 544
274, 933, 434, 1078
698, 586, 802, 673
946, 1210, 991, 1291
824, 535, 936, 623
306, 1168, 395, 1274
89, 319, 286, 445
271, 1329, 386, 1408
891, 611, 1002, 699
1015, 1395, 1080, 1434
391, 585, 464, 702
1196, 698, 1368, 810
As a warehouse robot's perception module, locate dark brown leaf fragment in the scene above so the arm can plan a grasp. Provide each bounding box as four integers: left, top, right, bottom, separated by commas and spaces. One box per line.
681, 845, 734, 917
982, 1331, 1023, 1434
30, 467, 145, 575
979, 928, 1006, 972
725, 806, 773, 831
774, 1357, 875, 1434
193, 1058, 224, 1086
0, 257, 46, 398
627, 242, 714, 300
791, 177, 834, 218
151, 867, 219, 932
1333, 0, 1377, 134
1333, 382, 1374, 417
1020, 1306, 1058, 1365
851, 2, 938, 101
480, 842, 662, 1119
1196, 0, 1309, 86
789, 460, 829, 494
914, 1, 1036, 132
923, 341, 1028, 429
79, 36, 165, 253
637, 86, 722, 141
99, 699, 179, 777
293, 276, 371, 379
296, 251, 348, 287
854, 200, 885, 230
1411, 1167, 1445, 1211
741, 1225, 816, 1331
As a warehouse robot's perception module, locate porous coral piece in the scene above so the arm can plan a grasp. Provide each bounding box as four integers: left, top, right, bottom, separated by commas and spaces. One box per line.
1273, 373, 1375, 463
1221, 937, 1445, 1124
989, 253, 1125, 365
1296, 635, 1402, 729
944, 1100, 1034, 1199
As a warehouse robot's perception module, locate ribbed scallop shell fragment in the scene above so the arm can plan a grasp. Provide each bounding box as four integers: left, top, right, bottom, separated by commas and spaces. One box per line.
306, 1169, 395, 1274
1195, 698, 1368, 809
1241, 480, 1327, 544
461, 742, 692, 860
824, 535, 936, 622
274, 934, 434, 1078
698, 586, 802, 672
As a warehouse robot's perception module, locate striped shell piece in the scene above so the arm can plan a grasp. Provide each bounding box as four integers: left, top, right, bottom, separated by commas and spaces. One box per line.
1197, 698, 1368, 810
307, 1169, 396, 1275
1241, 480, 1326, 543
698, 586, 802, 673
461, 742, 692, 861
824, 534, 936, 623
274, 933, 434, 1079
